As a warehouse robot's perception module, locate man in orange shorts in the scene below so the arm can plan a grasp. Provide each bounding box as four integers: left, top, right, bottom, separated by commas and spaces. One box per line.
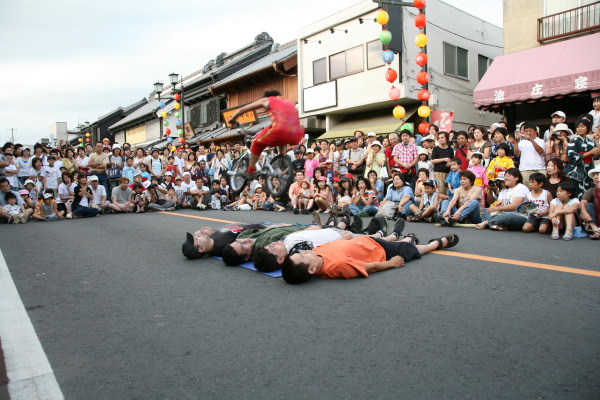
228, 90, 304, 177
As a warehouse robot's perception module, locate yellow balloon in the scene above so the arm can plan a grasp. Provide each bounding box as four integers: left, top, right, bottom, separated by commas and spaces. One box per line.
377, 9, 389, 25
418, 105, 431, 118
161, 112, 167, 118
415, 33, 428, 48
393, 105, 406, 119
174, 102, 181, 110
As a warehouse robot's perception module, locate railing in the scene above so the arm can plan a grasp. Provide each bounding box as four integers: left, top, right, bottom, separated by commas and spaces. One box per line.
538, 1, 600, 43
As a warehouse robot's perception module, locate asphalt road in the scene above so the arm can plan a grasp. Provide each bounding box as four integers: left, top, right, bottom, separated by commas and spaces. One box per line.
1, 209, 599, 400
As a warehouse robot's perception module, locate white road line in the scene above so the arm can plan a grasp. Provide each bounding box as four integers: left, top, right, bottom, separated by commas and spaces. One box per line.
0, 249, 64, 400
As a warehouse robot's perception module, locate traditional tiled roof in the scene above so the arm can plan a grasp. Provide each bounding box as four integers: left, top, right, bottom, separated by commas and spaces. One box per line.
109, 98, 172, 131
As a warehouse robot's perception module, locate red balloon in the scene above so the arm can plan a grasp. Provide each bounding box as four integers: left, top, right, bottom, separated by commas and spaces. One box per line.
415, 13, 427, 29
166, 128, 172, 134
416, 52, 428, 67
385, 68, 398, 83
419, 122, 430, 134
179, 137, 185, 143
417, 71, 430, 85
414, 0, 426, 9
418, 89, 431, 101
174, 93, 181, 101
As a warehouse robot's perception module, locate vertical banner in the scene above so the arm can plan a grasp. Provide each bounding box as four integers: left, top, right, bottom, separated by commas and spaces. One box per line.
431, 110, 454, 132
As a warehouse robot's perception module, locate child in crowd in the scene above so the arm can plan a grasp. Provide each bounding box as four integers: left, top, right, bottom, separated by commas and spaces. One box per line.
33, 191, 64, 221
417, 148, 433, 176
5, 154, 19, 190
19, 189, 35, 212
303, 149, 320, 181
522, 173, 552, 234
138, 163, 152, 182
166, 156, 179, 178
408, 179, 439, 222
209, 179, 229, 210
122, 157, 136, 182
173, 177, 186, 207
166, 187, 180, 209
42, 155, 61, 196
549, 181, 580, 240
468, 152, 488, 208
2, 192, 28, 224
445, 158, 462, 198
131, 183, 146, 213
249, 184, 267, 210
313, 176, 333, 213
23, 179, 38, 207
219, 177, 230, 202
324, 160, 335, 182
298, 180, 314, 214
413, 168, 430, 206
57, 172, 75, 218
367, 170, 384, 202
487, 143, 514, 181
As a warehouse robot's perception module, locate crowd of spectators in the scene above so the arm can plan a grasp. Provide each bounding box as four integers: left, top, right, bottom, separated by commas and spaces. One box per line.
1, 98, 599, 241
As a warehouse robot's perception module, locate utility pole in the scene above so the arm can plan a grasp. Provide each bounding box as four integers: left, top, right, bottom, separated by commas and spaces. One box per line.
6, 127, 17, 143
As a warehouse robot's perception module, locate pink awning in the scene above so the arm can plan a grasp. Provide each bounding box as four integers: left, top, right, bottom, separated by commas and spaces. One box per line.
473, 32, 600, 109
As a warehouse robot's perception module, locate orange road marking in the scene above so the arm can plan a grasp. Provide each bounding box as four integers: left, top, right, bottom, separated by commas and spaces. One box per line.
434, 250, 600, 277
158, 212, 599, 278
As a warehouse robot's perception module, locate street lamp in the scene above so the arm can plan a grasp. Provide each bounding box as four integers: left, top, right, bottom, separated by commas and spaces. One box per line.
154, 81, 164, 94
153, 73, 185, 141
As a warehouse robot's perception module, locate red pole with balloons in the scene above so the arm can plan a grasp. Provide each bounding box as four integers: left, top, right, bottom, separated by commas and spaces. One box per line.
378, 0, 429, 134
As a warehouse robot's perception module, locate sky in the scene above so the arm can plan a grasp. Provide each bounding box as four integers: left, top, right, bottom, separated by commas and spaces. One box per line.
0, 0, 502, 145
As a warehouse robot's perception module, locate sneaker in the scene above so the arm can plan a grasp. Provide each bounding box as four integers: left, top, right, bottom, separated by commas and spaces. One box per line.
166, 207, 176, 211
358, 211, 370, 217
363, 217, 382, 235
200, 204, 207, 210
341, 204, 350, 217
301, 209, 309, 215
293, 208, 299, 214
12, 215, 20, 224
392, 218, 406, 238
197, 203, 202, 210
350, 216, 363, 233
21, 215, 28, 224
377, 221, 389, 237
312, 211, 322, 226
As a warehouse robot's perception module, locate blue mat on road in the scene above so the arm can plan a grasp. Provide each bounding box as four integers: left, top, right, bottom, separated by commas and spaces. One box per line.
213, 257, 282, 278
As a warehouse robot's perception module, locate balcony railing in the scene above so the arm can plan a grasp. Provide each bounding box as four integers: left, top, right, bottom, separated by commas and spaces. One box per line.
538, 1, 600, 43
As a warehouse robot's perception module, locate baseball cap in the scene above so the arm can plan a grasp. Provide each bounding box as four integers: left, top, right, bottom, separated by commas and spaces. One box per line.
554, 123, 570, 132
496, 172, 505, 181
134, 172, 143, 177
175, 176, 182, 181
325, 159, 333, 163
422, 134, 435, 141
423, 179, 438, 188
294, 149, 302, 154
112, 144, 121, 149
551, 111, 566, 119
371, 140, 382, 148
88, 175, 99, 181
24, 179, 35, 186
19, 189, 29, 195
418, 148, 429, 156
182, 232, 203, 260
182, 172, 191, 176
165, 171, 173, 176
317, 176, 327, 181
335, 140, 343, 146
255, 184, 263, 189
306, 148, 315, 153
348, 137, 358, 142
43, 192, 54, 199
367, 132, 377, 137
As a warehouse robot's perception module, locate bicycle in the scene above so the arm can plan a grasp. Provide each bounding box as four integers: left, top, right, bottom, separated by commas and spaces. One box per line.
227, 135, 294, 198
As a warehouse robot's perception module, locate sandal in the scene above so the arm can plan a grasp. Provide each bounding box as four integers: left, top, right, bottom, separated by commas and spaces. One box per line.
563, 229, 573, 241
428, 234, 459, 249
590, 230, 600, 240
489, 225, 507, 231
404, 233, 420, 245
475, 222, 488, 230
551, 228, 560, 240
407, 216, 418, 222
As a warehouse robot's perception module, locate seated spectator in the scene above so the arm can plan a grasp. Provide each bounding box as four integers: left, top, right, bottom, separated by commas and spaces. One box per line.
131, 183, 146, 212
209, 179, 229, 210
56, 172, 75, 217
522, 173, 552, 234
545, 123, 570, 163
189, 177, 210, 210
349, 177, 379, 217
313, 176, 333, 213
145, 183, 176, 212
580, 167, 600, 239
282, 233, 459, 284
546, 158, 570, 199
88, 175, 108, 214
487, 143, 514, 181
367, 170, 384, 202
1, 191, 29, 223
297, 179, 314, 214
376, 174, 413, 219
477, 168, 529, 231
248, 183, 266, 210
109, 177, 134, 213
19, 189, 35, 213
289, 170, 306, 214
549, 181, 580, 240
262, 177, 287, 212
32, 191, 64, 221
440, 170, 482, 225
445, 158, 462, 198
469, 152, 488, 207
408, 179, 439, 222
72, 172, 100, 218
413, 168, 430, 206
564, 118, 599, 196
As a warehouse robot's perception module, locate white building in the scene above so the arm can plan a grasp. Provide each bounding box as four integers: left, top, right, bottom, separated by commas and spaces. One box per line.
297, 0, 503, 140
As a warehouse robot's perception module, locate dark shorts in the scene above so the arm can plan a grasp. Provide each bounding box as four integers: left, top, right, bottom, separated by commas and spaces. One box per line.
525, 214, 550, 228
57, 203, 67, 213
371, 237, 421, 262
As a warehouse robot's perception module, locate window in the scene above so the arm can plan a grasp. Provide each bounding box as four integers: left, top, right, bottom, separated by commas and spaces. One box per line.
329, 45, 364, 80
367, 40, 385, 69
478, 55, 493, 81
313, 58, 326, 85
444, 42, 468, 79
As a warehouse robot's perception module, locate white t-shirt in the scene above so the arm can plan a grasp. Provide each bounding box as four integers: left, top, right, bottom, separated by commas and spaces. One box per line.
174, 156, 186, 175
57, 183, 71, 204
283, 229, 343, 252
90, 184, 107, 205
550, 197, 579, 207
42, 165, 60, 189
498, 183, 530, 206
6, 164, 18, 187
53, 159, 64, 170
518, 138, 546, 170
77, 156, 89, 167
526, 189, 550, 213
589, 109, 600, 134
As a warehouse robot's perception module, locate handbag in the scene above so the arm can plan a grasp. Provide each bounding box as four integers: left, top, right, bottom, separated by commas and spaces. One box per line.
107, 166, 122, 179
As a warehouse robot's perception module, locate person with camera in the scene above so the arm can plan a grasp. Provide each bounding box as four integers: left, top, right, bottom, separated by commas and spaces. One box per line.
545, 123, 571, 163
514, 122, 546, 185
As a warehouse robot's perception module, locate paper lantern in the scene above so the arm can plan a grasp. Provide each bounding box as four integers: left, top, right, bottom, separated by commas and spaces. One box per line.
166, 128, 172, 135
416, 52, 428, 67
381, 50, 395, 64
78, 138, 83, 142
414, 0, 426, 9
86, 138, 91, 142
418, 105, 431, 118
174, 93, 181, 101
389, 87, 401, 101
415, 33, 428, 48
417, 71, 430, 85
415, 13, 427, 29
171, 145, 177, 152
376, 9, 389, 25
85, 132, 91, 137
418, 89, 431, 101
174, 102, 181, 110
175, 112, 181, 118
179, 137, 185, 143
393, 105, 406, 119
177, 120, 183, 126
159, 102, 165, 108
418, 122, 430, 134
167, 136, 174, 143
380, 30, 392, 45
164, 120, 169, 126
178, 129, 184, 135
385, 68, 398, 83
